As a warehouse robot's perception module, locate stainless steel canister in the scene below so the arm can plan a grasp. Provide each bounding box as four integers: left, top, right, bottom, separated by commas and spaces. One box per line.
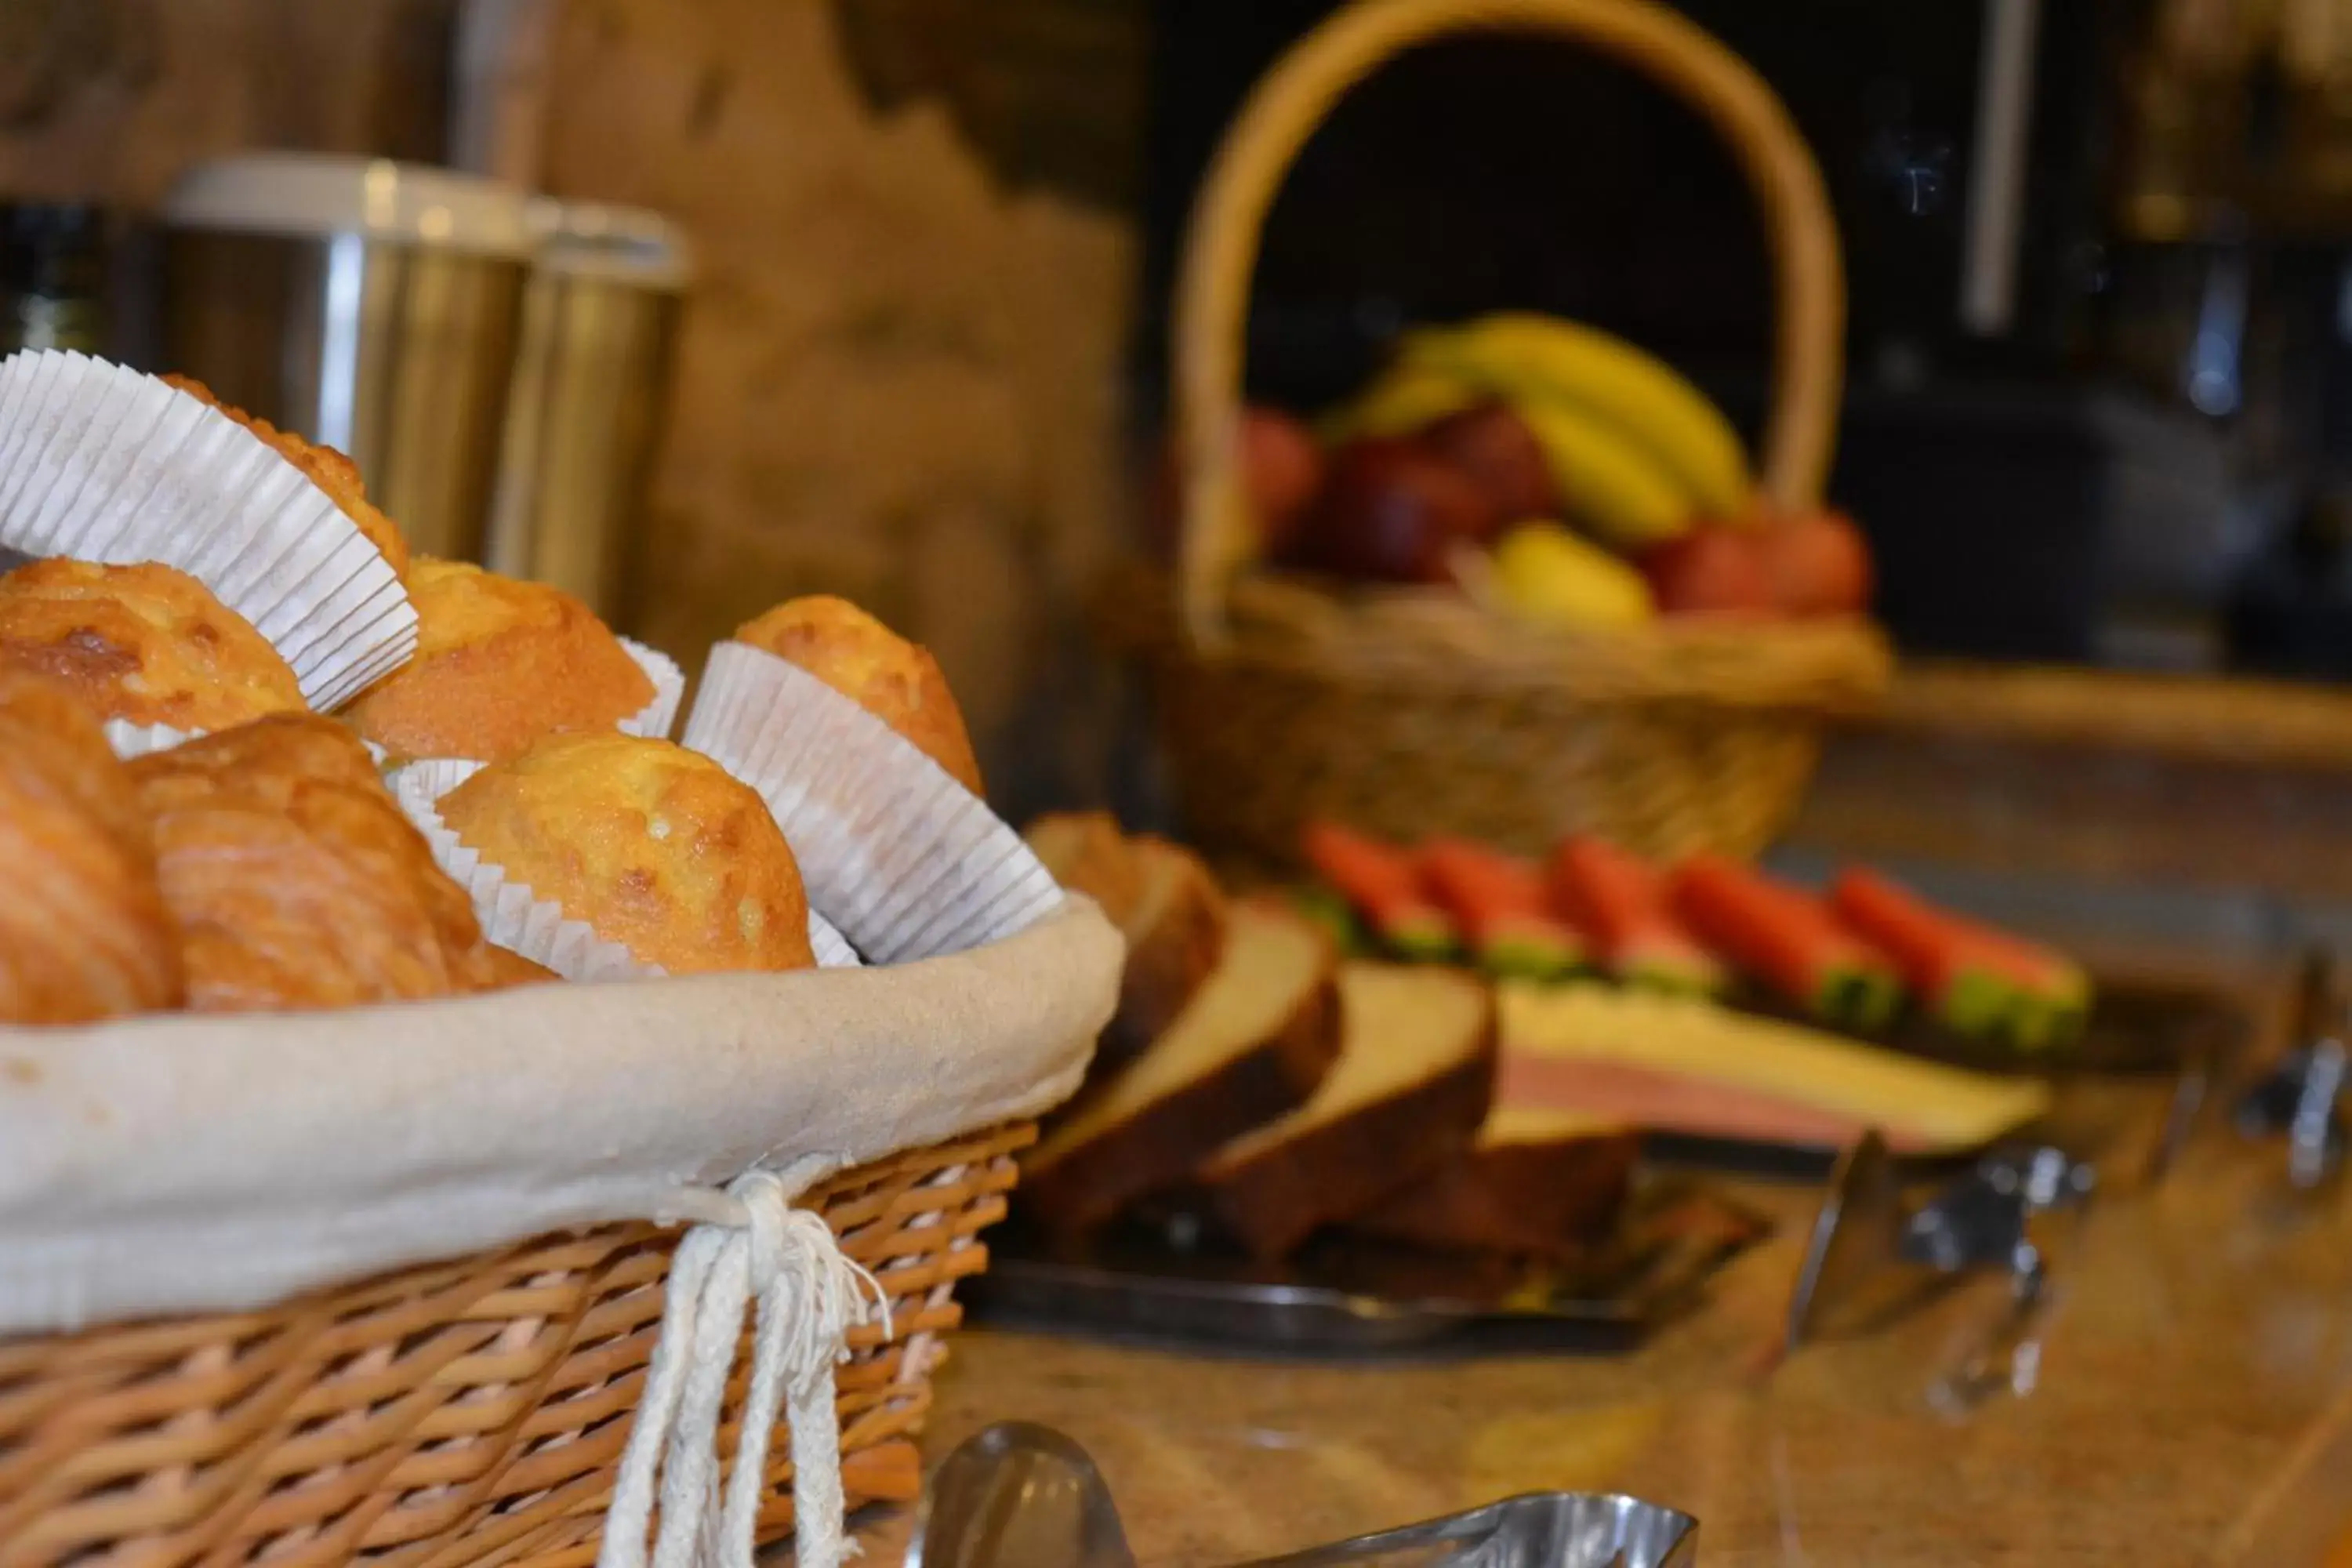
158, 154, 533, 562
482, 201, 688, 628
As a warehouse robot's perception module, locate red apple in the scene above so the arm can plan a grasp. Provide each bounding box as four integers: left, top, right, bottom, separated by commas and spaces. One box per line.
1755, 510, 1874, 616
1639, 528, 1776, 617
1416, 403, 1556, 529
1287, 436, 1498, 583
1147, 406, 1327, 563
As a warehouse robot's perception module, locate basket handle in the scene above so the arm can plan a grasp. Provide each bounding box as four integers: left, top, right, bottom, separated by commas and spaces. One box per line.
1172, 0, 1846, 648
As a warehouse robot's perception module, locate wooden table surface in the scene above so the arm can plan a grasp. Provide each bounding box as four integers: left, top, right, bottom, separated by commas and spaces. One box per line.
868, 966, 2352, 1566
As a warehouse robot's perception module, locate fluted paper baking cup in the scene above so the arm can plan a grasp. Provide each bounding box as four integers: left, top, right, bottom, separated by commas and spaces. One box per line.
808, 910, 861, 969
102, 720, 199, 761
390, 760, 653, 983
682, 641, 1065, 963
618, 637, 684, 740
0, 350, 418, 711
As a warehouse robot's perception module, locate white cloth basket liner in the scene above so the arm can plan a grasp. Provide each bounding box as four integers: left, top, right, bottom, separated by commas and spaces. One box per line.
0, 895, 1117, 1337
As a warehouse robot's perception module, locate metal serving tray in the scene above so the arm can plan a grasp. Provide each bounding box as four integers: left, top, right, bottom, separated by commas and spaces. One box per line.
966, 1179, 1767, 1356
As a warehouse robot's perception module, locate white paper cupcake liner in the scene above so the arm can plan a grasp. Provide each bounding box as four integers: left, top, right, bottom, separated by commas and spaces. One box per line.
0, 351, 418, 712
681, 642, 1064, 964
617, 637, 684, 740
390, 760, 653, 984
102, 719, 199, 760
808, 910, 862, 970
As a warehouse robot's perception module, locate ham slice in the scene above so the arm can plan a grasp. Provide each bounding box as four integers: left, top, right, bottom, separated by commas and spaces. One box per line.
1498, 1051, 1942, 1154
1497, 982, 2049, 1156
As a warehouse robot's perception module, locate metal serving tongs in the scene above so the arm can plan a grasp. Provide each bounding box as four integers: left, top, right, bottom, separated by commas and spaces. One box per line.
1783, 1131, 2093, 1410
2234, 948, 2350, 1195
905, 1421, 1699, 1568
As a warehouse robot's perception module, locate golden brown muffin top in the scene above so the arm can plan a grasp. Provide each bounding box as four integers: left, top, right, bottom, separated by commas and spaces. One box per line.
160, 373, 410, 579
438, 731, 815, 976
484, 946, 562, 989
338, 557, 655, 764
733, 595, 982, 795
0, 667, 184, 1024
0, 557, 307, 732
129, 714, 506, 1012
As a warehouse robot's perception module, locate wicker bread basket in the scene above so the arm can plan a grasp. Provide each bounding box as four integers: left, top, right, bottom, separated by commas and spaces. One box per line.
1126, 0, 1892, 873
0, 1125, 1026, 1567
0, 887, 1119, 1568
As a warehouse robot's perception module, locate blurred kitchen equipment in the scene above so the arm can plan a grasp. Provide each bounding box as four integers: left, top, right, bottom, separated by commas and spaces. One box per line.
157, 153, 534, 561
0, 202, 107, 354
907, 1420, 1700, 1568
481, 199, 688, 628
1785, 1132, 2090, 1355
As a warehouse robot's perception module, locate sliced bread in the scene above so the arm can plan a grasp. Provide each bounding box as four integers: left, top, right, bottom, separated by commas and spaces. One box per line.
1348, 1104, 1639, 1259
1028, 814, 1229, 1073
1020, 901, 1338, 1238
1199, 963, 1497, 1261
1025, 812, 1144, 927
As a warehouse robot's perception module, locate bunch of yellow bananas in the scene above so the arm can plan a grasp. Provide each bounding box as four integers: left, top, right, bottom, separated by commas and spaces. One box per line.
1324, 313, 1751, 551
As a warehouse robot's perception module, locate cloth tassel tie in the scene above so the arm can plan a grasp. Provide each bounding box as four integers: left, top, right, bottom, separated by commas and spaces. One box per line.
598, 1169, 892, 1568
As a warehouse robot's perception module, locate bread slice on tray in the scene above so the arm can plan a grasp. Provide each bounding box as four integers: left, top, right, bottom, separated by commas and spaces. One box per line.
1348, 1104, 1639, 1260
1199, 962, 1497, 1261
1027, 815, 1229, 1074
1020, 899, 1338, 1238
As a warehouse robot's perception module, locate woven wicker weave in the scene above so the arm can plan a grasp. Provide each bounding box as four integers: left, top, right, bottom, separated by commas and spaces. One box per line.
0, 1121, 1031, 1568
1137, 0, 1890, 869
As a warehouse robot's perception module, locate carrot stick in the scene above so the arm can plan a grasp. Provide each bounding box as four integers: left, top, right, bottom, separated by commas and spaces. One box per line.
1417, 837, 1585, 980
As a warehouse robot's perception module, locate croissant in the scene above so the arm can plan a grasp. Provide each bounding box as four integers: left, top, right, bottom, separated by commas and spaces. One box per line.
0, 668, 183, 1024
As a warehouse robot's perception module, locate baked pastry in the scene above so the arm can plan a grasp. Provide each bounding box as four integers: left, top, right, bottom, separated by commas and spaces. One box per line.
339, 557, 654, 763
1199, 962, 1495, 1260
436, 731, 815, 975
0, 668, 183, 1023
735, 596, 982, 794
1026, 815, 1228, 1075
0, 557, 307, 731
485, 946, 562, 989
160, 373, 409, 578
130, 715, 505, 1011
1021, 901, 1338, 1238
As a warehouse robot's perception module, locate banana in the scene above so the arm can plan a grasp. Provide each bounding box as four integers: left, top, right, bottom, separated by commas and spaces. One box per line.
1316, 361, 1483, 443
1508, 395, 1693, 550
1402, 313, 1752, 517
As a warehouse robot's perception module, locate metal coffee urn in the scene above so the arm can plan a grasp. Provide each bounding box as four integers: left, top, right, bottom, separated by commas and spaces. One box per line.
482, 200, 689, 628
158, 153, 534, 563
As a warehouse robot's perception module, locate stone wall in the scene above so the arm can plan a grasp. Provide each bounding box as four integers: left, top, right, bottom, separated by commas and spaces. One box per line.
535, 0, 1142, 811
0, 0, 1146, 814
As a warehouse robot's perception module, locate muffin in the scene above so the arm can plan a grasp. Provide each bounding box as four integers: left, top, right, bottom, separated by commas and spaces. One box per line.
0, 668, 183, 1023
340, 557, 656, 764
129, 715, 506, 1011
733, 596, 982, 794
0, 558, 307, 732
160, 373, 410, 578
436, 731, 815, 975
484, 946, 562, 989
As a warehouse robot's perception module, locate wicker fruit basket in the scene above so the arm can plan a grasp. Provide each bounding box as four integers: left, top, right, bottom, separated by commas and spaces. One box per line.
0, 901, 1117, 1568
1126, 0, 1892, 873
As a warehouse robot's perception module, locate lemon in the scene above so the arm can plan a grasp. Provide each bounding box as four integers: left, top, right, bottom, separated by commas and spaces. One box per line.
1490, 523, 1656, 630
